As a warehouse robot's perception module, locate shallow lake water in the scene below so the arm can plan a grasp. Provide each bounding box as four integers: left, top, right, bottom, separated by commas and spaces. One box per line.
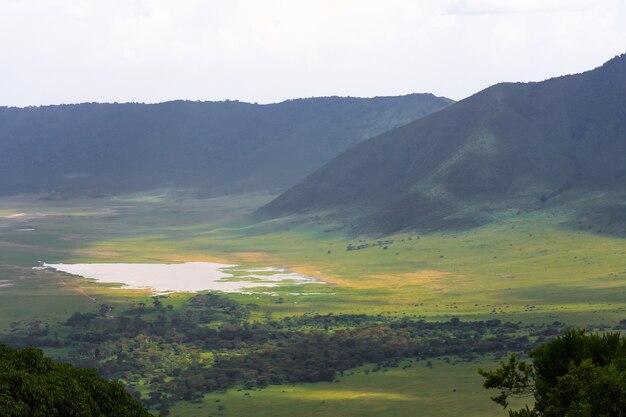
35, 262, 319, 293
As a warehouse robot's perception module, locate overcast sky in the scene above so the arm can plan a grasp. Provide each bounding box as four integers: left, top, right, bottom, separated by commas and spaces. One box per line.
1, 0, 625, 107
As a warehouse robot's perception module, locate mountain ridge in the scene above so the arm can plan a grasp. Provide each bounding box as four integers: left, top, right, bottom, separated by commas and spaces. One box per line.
0, 93, 453, 197
258, 54, 626, 236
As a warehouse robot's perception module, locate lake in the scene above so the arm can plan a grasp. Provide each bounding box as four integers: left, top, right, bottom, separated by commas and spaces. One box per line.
34, 262, 319, 293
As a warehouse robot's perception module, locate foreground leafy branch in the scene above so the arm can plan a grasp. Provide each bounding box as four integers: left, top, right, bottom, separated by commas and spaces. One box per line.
480, 329, 626, 417
479, 353, 535, 410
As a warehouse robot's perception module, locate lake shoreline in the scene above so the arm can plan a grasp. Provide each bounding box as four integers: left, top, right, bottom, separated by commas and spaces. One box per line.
34, 261, 319, 294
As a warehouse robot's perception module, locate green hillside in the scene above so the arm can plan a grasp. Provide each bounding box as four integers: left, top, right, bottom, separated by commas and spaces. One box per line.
259, 54, 626, 236
0, 94, 451, 197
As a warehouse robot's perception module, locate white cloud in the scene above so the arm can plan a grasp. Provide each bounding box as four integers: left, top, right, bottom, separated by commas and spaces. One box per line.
444, 0, 608, 15
0, 0, 624, 106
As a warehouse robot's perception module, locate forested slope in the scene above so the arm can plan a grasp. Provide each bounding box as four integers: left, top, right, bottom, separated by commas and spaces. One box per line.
0, 94, 451, 197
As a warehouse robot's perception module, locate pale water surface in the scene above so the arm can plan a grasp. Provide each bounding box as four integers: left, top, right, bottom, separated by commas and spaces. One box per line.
35, 262, 318, 293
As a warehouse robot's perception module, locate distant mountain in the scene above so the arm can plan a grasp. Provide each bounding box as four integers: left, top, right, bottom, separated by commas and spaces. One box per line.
0, 94, 452, 197
259, 54, 626, 236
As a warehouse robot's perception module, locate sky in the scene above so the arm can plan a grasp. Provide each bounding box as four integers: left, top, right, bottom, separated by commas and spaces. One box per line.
1, 0, 625, 107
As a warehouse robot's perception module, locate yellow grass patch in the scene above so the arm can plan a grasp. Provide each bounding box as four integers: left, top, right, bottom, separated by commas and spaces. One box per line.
282, 389, 410, 401
74, 249, 124, 258
287, 266, 453, 290
289, 264, 342, 286
158, 253, 233, 264
365, 270, 452, 288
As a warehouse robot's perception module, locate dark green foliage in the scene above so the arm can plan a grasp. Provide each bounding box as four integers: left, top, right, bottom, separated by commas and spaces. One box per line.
479, 353, 536, 412
0, 94, 451, 197
2, 294, 553, 411
479, 329, 626, 417
0, 343, 152, 417
260, 54, 626, 236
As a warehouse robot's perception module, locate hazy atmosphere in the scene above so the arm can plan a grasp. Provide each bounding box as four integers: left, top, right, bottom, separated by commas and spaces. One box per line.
2, 2, 626, 417
2, 0, 626, 106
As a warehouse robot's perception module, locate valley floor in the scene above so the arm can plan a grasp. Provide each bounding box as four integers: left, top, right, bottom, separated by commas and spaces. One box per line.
170, 358, 511, 417
0, 192, 624, 416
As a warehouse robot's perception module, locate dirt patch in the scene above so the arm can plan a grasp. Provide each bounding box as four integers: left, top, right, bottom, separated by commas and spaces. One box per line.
0, 212, 26, 218
0, 241, 38, 250
57, 278, 99, 304
0, 241, 62, 254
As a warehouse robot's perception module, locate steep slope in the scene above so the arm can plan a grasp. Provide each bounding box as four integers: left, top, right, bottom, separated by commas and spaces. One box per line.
259, 54, 626, 235
0, 94, 452, 197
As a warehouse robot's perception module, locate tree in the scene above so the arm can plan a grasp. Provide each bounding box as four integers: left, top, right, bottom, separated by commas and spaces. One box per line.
99, 303, 113, 318
479, 329, 626, 417
0, 342, 154, 417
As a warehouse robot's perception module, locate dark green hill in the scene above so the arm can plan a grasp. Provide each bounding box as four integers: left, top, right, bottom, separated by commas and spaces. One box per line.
259, 54, 626, 235
0, 94, 451, 197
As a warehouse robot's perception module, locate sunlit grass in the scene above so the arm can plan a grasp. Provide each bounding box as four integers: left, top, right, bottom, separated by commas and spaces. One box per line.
169, 357, 514, 417
1, 194, 623, 417
56, 208, 626, 324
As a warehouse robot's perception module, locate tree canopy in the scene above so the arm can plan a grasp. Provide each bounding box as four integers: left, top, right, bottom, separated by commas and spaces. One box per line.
480, 329, 626, 417
0, 342, 153, 417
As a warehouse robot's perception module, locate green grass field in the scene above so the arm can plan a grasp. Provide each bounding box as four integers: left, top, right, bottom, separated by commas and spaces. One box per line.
1, 192, 624, 417
35, 197, 625, 326
169, 357, 524, 417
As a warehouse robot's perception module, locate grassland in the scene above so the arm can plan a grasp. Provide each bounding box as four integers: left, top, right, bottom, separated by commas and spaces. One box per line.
1, 192, 625, 416
169, 357, 524, 417
25, 196, 624, 326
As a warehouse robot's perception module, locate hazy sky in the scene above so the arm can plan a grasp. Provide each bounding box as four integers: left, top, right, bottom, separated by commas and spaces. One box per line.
1, 0, 625, 106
